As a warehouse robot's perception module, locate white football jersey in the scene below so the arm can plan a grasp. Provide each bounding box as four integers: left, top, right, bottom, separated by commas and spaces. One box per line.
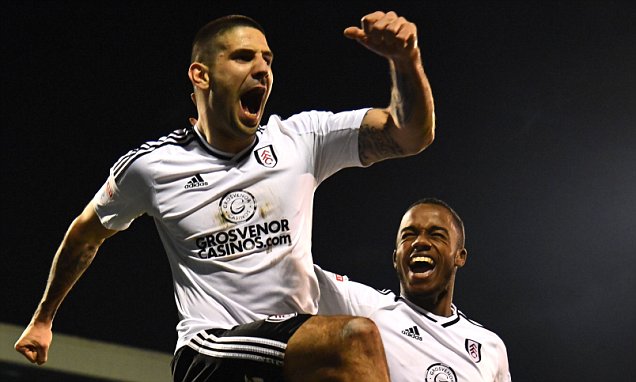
315, 265, 511, 382
93, 109, 368, 351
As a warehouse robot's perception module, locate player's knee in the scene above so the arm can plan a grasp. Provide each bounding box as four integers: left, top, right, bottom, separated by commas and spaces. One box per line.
340, 317, 382, 346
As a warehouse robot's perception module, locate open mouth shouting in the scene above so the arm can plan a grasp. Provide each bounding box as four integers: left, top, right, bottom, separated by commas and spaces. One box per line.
239, 86, 267, 127
409, 255, 435, 278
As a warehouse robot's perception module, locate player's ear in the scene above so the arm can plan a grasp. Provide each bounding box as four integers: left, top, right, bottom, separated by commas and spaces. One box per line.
392, 249, 398, 270
188, 62, 210, 90
455, 248, 467, 268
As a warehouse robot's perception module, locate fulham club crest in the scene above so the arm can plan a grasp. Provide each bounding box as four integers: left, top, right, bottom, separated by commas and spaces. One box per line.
465, 339, 482, 363
255, 145, 278, 168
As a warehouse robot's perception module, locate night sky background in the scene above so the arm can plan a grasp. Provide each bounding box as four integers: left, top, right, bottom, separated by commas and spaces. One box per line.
3, 1, 635, 380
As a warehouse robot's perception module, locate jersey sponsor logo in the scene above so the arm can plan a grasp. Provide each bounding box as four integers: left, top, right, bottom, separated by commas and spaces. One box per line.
255, 145, 278, 168
195, 219, 292, 258
426, 363, 457, 382
265, 313, 298, 323
184, 174, 209, 189
196, 190, 292, 258
220, 190, 257, 223
401, 325, 423, 341
465, 338, 482, 363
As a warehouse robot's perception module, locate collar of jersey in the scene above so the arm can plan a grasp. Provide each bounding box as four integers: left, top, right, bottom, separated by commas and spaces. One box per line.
193, 124, 259, 162
399, 297, 460, 326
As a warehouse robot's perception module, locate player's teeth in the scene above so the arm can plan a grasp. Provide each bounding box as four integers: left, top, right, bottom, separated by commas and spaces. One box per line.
411, 257, 434, 265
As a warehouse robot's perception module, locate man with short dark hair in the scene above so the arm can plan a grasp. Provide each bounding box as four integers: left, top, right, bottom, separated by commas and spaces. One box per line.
317, 198, 512, 381
16, 11, 436, 381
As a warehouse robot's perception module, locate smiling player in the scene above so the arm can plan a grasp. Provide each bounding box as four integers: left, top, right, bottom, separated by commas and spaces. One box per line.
317, 198, 512, 381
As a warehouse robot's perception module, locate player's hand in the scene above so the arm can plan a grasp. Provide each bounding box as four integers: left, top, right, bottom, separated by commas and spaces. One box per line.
14, 321, 53, 365
344, 11, 419, 62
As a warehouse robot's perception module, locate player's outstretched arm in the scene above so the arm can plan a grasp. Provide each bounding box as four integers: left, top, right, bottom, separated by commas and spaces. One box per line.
345, 10, 435, 165
14, 201, 117, 365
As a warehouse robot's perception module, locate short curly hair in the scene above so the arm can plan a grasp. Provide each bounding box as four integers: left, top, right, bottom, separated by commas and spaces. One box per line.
404, 198, 465, 248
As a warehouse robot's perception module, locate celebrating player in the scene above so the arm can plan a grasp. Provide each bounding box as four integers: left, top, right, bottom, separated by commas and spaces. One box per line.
15, 11, 435, 381
317, 198, 512, 381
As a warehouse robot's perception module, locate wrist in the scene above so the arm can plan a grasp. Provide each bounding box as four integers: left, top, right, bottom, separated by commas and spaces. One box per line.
32, 305, 56, 327
391, 46, 422, 66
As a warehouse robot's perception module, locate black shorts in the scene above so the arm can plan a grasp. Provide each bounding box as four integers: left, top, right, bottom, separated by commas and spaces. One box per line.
172, 313, 312, 382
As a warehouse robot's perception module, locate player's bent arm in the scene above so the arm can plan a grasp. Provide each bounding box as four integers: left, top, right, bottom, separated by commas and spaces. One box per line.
346, 11, 435, 165
358, 53, 435, 165
14, 201, 117, 365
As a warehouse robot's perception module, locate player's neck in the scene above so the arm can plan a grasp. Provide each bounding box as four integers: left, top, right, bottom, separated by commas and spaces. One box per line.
404, 280, 455, 317
409, 292, 453, 317
197, 120, 256, 154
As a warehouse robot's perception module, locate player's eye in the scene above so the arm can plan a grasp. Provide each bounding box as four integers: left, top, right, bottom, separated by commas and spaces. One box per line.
401, 232, 416, 240
430, 231, 448, 241
233, 51, 255, 62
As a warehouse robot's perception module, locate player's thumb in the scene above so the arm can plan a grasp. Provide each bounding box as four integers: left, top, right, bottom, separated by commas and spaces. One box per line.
343, 26, 365, 40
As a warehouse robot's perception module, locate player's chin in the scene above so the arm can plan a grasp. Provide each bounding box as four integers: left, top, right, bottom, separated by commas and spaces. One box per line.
405, 272, 438, 291
234, 114, 260, 134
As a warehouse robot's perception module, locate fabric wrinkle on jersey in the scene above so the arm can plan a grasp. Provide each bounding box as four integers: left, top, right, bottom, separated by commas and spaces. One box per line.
314, 265, 512, 382
92, 109, 370, 353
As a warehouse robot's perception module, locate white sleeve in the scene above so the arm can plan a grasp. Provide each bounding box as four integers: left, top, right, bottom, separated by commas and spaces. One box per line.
283, 108, 371, 184
92, 156, 150, 231
495, 339, 512, 382
314, 264, 395, 317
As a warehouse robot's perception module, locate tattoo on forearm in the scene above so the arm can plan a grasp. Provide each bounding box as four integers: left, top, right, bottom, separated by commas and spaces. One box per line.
44, 246, 96, 309
358, 123, 404, 163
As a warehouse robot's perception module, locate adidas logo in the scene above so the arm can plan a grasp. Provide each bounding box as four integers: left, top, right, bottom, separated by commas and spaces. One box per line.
184, 174, 209, 189
401, 326, 423, 341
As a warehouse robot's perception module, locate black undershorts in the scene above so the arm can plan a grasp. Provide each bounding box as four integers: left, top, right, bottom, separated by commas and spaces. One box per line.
172, 313, 312, 382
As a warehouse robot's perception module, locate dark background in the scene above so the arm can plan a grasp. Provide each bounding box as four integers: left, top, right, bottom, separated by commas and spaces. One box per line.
3, 1, 635, 380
